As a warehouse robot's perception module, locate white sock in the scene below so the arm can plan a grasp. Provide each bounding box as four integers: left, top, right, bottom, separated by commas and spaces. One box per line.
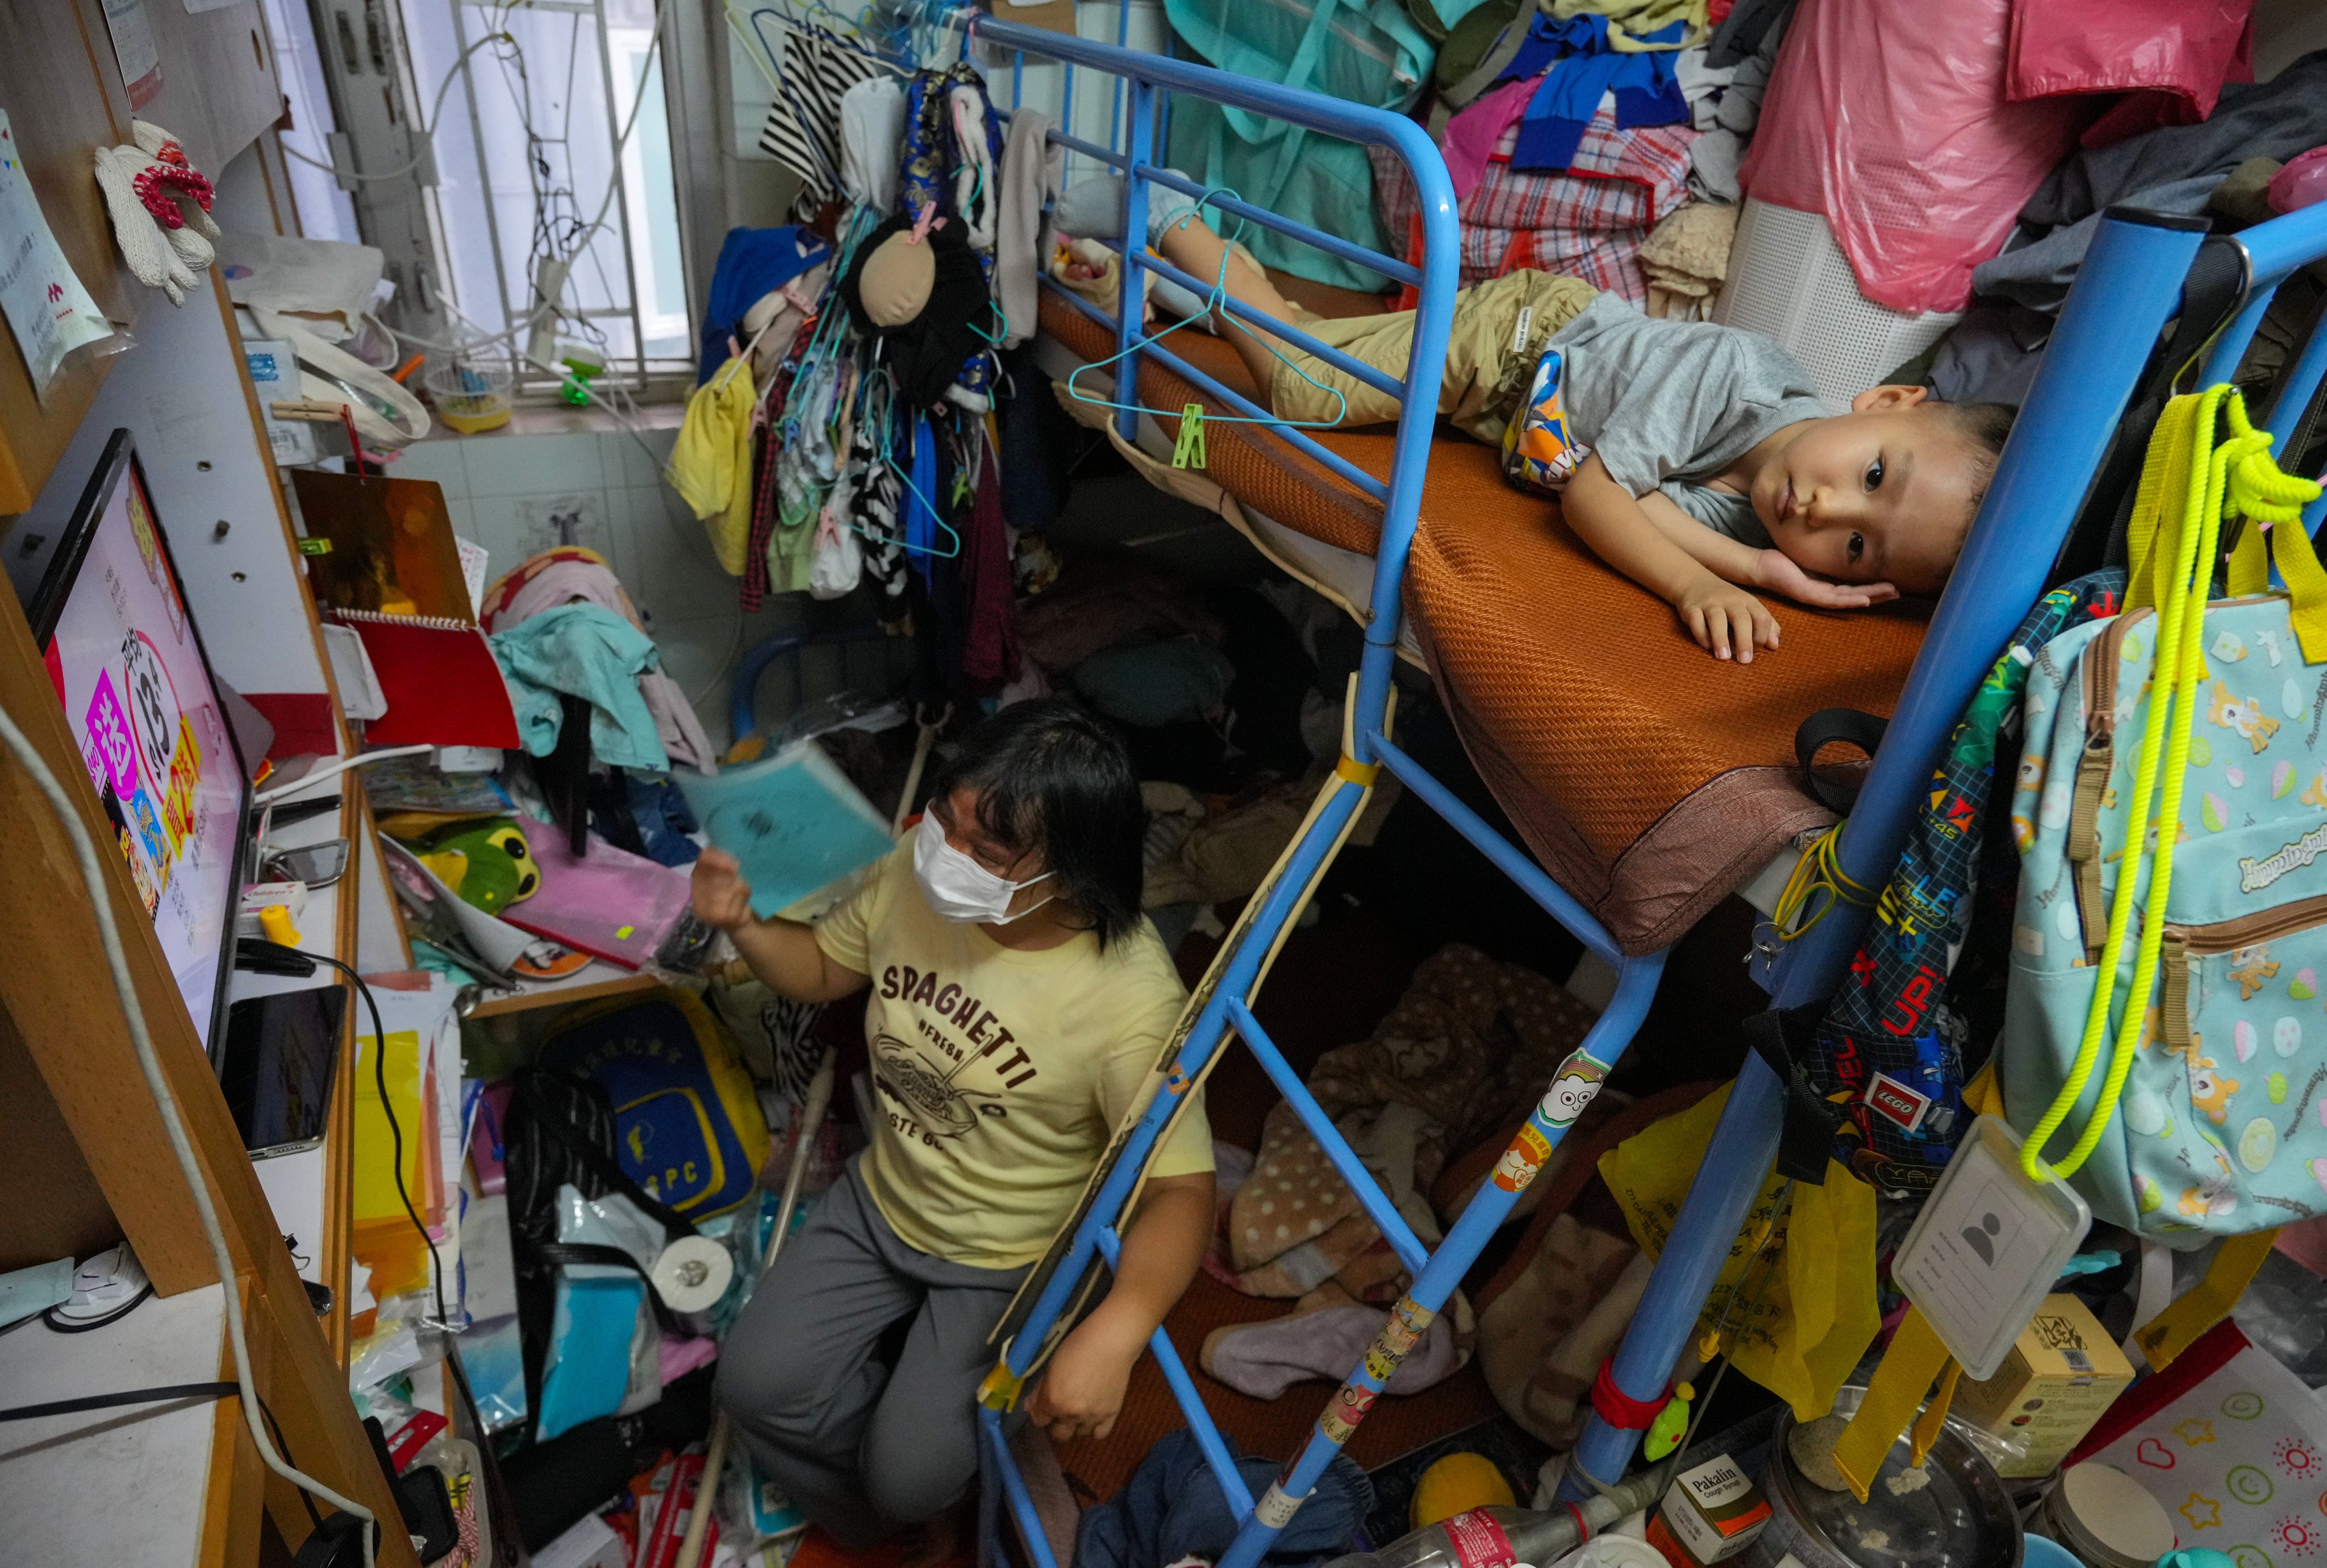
1052, 169, 1203, 245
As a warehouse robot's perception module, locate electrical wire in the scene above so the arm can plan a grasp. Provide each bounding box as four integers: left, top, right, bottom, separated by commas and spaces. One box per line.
0, 1382, 239, 1423
281, 31, 518, 185
0, 700, 378, 1566
253, 744, 437, 806
306, 952, 456, 1332
388, 0, 670, 365
261, 1395, 328, 1531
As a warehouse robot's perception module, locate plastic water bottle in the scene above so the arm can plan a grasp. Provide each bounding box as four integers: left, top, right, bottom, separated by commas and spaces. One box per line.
1324, 1508, 1582, 1568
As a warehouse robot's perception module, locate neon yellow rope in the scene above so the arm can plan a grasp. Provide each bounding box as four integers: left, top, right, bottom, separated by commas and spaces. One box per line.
1771, 822, 1874, 942
2021, 387, 2300, 1183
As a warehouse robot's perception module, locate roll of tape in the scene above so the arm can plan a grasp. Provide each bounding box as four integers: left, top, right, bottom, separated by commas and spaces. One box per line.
650, 1236, 735, 1316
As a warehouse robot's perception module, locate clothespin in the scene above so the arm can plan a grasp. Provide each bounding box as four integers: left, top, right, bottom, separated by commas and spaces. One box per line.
907, 202, 941, 244
1171, 402, 1206, 470
1643, 1380, 1695, 1462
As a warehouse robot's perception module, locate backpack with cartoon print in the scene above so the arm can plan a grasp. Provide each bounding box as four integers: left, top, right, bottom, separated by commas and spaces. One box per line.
1998, 388, 2327, 1240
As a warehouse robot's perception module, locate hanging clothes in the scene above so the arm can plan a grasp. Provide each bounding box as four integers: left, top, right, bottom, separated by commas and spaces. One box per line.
846, 395, 912, 623
960, 442, 1021, 687
696, 226, 827, 385
902, 413, 941, 589
741, 421, 782, 611
757, 28, 896, 222
667, 361, 757, 576
996, 109, 1061, 348
839, 76, 907, 214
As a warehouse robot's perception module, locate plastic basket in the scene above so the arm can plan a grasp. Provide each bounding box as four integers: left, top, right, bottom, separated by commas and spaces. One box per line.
1714, 198, 1962, 414
424, 357, 514, 434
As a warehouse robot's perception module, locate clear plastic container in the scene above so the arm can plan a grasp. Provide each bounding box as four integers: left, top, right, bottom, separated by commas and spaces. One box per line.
424, 356, 512, 433
2029, 1463, 2175, 1568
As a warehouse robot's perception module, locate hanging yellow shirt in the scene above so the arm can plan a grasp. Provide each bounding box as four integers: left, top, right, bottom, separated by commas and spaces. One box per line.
815, 843, 1213, 1269
665, 360, 756, 576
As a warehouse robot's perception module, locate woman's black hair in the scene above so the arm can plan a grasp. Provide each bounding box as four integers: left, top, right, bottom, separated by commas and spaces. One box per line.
924, 697, 1146, 949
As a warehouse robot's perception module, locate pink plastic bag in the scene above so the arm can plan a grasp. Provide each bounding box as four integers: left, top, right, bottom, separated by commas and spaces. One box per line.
2008, 0, 2251, 149
2271, 144, 2327, 215
1740, 0, 2100, 315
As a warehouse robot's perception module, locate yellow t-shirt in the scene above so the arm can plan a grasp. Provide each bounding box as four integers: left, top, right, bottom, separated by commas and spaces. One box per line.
814, 844, 1213, 1269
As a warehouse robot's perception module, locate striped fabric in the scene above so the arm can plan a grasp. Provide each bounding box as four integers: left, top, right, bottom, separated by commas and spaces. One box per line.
757, 30, 893, 220
1371, 105, 1696, 302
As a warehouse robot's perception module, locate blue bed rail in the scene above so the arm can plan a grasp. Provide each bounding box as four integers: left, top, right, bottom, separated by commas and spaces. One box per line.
962, 10, 2327, 1557
964, 17, 1680, 1567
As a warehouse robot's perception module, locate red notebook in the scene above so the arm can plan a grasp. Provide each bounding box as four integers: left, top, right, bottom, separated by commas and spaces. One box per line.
335, 608, 520, 749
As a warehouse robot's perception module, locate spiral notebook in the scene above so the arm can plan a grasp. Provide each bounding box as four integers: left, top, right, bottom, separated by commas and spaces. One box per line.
333, 607, 520, 749
294, 468, 519, 748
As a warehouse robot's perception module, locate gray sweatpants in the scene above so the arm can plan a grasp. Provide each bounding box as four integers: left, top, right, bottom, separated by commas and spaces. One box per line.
715, 1158, 1029, 1546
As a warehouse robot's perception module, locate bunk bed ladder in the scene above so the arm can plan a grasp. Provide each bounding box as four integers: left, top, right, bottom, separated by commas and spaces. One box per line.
966, 20, 1680, 1567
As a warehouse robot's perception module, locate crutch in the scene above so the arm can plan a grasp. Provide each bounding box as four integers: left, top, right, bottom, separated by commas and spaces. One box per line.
674, 1045, 839, 1568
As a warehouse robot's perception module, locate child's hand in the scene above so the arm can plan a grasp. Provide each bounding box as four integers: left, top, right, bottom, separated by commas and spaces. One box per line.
690, 849, 756, 933
1025, 1308, 1146, 1445
1676, 579, 1780, 663
1753, 550, 1899, 610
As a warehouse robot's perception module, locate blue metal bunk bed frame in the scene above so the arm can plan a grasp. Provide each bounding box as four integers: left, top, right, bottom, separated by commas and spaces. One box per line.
964, 14, 2327, 1566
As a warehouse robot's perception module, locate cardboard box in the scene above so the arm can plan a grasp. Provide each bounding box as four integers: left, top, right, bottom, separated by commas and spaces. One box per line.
988, 0, 1079, 34
1646, 1455, 1771, 1568
1949, 1294, 2135, 1478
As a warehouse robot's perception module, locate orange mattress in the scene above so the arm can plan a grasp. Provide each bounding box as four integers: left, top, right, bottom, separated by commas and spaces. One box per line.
1039, 292, 1930, 953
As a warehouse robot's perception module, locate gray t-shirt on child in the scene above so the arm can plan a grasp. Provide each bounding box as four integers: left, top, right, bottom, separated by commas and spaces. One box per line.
1545, 294, 1826, 549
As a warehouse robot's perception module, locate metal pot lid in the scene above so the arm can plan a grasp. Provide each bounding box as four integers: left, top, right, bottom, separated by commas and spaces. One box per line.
1772, 1387, 2022, 1568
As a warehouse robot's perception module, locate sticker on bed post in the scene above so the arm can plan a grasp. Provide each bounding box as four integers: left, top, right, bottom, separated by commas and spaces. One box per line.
1319, 1295, 1437, 1445
1537, 1046, 1613, 1131
1493, 1122, 1555, 1194
1253, 1479, 1306, 1531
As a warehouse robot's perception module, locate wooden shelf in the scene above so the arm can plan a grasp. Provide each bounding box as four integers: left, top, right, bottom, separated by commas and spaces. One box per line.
0, 1279, 254, 1568
468, 962, 661, 1019
233, 769, 364, 1367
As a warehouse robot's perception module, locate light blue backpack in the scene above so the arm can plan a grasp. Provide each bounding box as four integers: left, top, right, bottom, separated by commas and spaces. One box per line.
1999, 388, 2327, 1241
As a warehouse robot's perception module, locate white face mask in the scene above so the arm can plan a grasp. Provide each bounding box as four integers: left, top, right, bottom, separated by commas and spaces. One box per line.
912, 814, 1054, 925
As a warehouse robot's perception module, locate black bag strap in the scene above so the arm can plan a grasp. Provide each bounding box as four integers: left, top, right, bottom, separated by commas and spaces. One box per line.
1795, 707, 1889, 814
1741, 1003, 1845, 1186
512, 1070, 699, 1241
2054, 231, 2253, 582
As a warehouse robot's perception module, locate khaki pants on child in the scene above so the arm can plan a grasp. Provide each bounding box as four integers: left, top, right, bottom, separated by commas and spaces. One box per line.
1268, 269, 1599, 444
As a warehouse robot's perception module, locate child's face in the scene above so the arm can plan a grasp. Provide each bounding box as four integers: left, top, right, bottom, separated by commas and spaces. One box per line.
1750, 387, 1980, 595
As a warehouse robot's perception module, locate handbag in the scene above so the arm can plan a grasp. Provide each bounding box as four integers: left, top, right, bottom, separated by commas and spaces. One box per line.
2000, 386, 2327, 1240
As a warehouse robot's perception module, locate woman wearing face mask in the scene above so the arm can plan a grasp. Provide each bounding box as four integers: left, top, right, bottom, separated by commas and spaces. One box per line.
693, 698, 1215, 1548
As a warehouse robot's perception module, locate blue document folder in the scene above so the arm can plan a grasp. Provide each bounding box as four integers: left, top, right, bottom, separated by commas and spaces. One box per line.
674, 742, 894, 918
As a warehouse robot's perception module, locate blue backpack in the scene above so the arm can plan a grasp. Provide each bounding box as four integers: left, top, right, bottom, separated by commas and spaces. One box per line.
2000, 389, 2327, 1239
537, 986, 770, 1220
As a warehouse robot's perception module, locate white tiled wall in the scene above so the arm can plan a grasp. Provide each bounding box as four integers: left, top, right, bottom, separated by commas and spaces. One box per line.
388, 425, 811, 752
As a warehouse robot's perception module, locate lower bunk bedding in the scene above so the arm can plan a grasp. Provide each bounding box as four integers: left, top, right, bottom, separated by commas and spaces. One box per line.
1034, 289, 1930, 953
1044, 921, 1722, 1509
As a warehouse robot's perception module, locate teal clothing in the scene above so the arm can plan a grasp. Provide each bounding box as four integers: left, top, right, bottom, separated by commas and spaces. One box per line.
1165, 0, 1456, 291
490, 603, 673, 771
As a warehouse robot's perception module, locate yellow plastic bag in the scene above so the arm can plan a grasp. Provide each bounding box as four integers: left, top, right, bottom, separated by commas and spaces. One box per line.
1599, 1082, 1879, 1421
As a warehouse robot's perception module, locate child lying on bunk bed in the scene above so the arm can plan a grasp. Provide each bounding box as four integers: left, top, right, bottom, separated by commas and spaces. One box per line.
1054, 181, 2015, 665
